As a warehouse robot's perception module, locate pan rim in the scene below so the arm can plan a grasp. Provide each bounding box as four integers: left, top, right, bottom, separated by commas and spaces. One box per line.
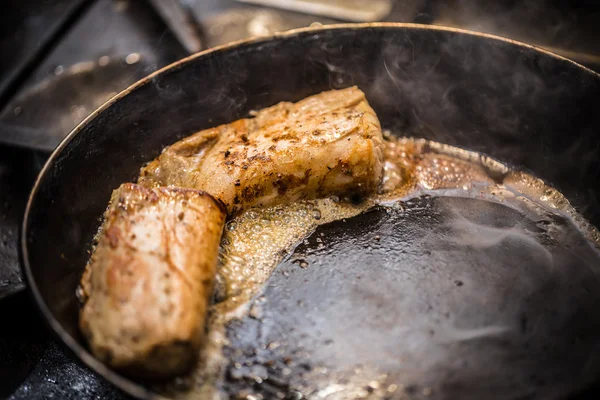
19, 22, 600, 399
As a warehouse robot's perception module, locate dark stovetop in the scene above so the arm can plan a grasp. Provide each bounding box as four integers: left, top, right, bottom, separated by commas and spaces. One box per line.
0, 142, 129, 398
2, 0, 600, 399
0, 291, 127, 399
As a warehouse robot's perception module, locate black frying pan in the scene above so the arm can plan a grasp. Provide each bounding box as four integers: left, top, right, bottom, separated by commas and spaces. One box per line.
21, 24, 600, 399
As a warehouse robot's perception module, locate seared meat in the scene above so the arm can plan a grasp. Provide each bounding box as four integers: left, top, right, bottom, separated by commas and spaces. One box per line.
80, 87, 385, 378
138, 86, 384, 213
79, 183, 226, 378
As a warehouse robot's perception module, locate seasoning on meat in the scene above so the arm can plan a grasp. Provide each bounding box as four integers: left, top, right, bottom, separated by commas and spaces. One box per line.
80, 87, 385, 379
138, 86, 384, 214
79, 183, 226, 378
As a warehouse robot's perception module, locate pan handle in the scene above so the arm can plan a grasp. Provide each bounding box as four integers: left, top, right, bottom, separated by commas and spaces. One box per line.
146, 0, 207, 54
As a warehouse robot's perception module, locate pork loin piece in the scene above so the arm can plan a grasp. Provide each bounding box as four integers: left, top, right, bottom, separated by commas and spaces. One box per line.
139, 86, 384, 214
79, 183, 226, 378
80, 87, 384, 378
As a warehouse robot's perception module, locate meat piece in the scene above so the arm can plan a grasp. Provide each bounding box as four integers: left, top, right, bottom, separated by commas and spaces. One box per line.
80, 87, 385, 378
79, 183, 226, 378
138, 86, 384, 214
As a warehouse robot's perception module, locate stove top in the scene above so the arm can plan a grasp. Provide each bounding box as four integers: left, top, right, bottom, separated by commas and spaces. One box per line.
2, 0, 600, 398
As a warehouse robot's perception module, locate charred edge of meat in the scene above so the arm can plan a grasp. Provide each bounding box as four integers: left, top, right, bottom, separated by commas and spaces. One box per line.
273, 171, 311, 196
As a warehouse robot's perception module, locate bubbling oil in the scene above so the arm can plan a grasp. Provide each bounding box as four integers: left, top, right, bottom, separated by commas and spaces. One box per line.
216, 199, 371, 316
212, 134, 600, 324
155, 134, 600, 399
380, 133, 600, 246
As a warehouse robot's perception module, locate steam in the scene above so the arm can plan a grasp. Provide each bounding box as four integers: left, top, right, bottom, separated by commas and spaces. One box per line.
435, 324, 510, 343
370, 32, 559, 146
430, 0, 578, 55
443, 207, 554, 268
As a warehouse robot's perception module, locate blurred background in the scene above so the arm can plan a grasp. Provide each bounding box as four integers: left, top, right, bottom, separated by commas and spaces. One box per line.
1, 0, 600, 152
1, 1, 600, 398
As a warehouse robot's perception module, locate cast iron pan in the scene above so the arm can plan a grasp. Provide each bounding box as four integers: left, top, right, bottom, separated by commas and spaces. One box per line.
21, 24, 600, 399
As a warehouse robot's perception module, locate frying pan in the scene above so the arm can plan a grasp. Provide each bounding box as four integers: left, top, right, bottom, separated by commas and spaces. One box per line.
21, 24, 600, 399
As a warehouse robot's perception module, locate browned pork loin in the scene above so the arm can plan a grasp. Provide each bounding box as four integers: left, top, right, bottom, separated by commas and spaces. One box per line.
139, 86, 384, 214
79, 184, 225, 378
80, 87, 384, 378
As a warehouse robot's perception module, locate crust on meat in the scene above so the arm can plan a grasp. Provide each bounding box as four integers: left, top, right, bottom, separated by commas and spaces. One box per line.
79, 183, 226, 378
80, 87, 385, 378
138, 86, 384, 214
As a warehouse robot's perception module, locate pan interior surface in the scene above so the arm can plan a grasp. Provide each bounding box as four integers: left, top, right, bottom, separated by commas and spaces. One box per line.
21, 24, 600, 399
221, 196, 600, 400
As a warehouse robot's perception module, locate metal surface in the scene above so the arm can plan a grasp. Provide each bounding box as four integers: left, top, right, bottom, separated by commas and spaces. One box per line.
237, 0, 394, 22
20, 24, 600, 399
0, 0, 188, 151
429, 0, 600, 70
0, 0, 421, 297
6, 0, 600, 152
0, 59, 159, 151
0, 291, 129, 399
223, 197, 600, 399
0, 0, 188, 298
197, 6, 339, 47
146, 0, 207, 54
0, 145, 42, 299
0, 0, 94, 108
186, 0, 423, 47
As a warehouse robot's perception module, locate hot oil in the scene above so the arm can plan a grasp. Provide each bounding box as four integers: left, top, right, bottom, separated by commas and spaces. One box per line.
379, 133, 600, 247
156, 200, 374, 398
216, 199, 373, 315
155, 134, 600, 399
